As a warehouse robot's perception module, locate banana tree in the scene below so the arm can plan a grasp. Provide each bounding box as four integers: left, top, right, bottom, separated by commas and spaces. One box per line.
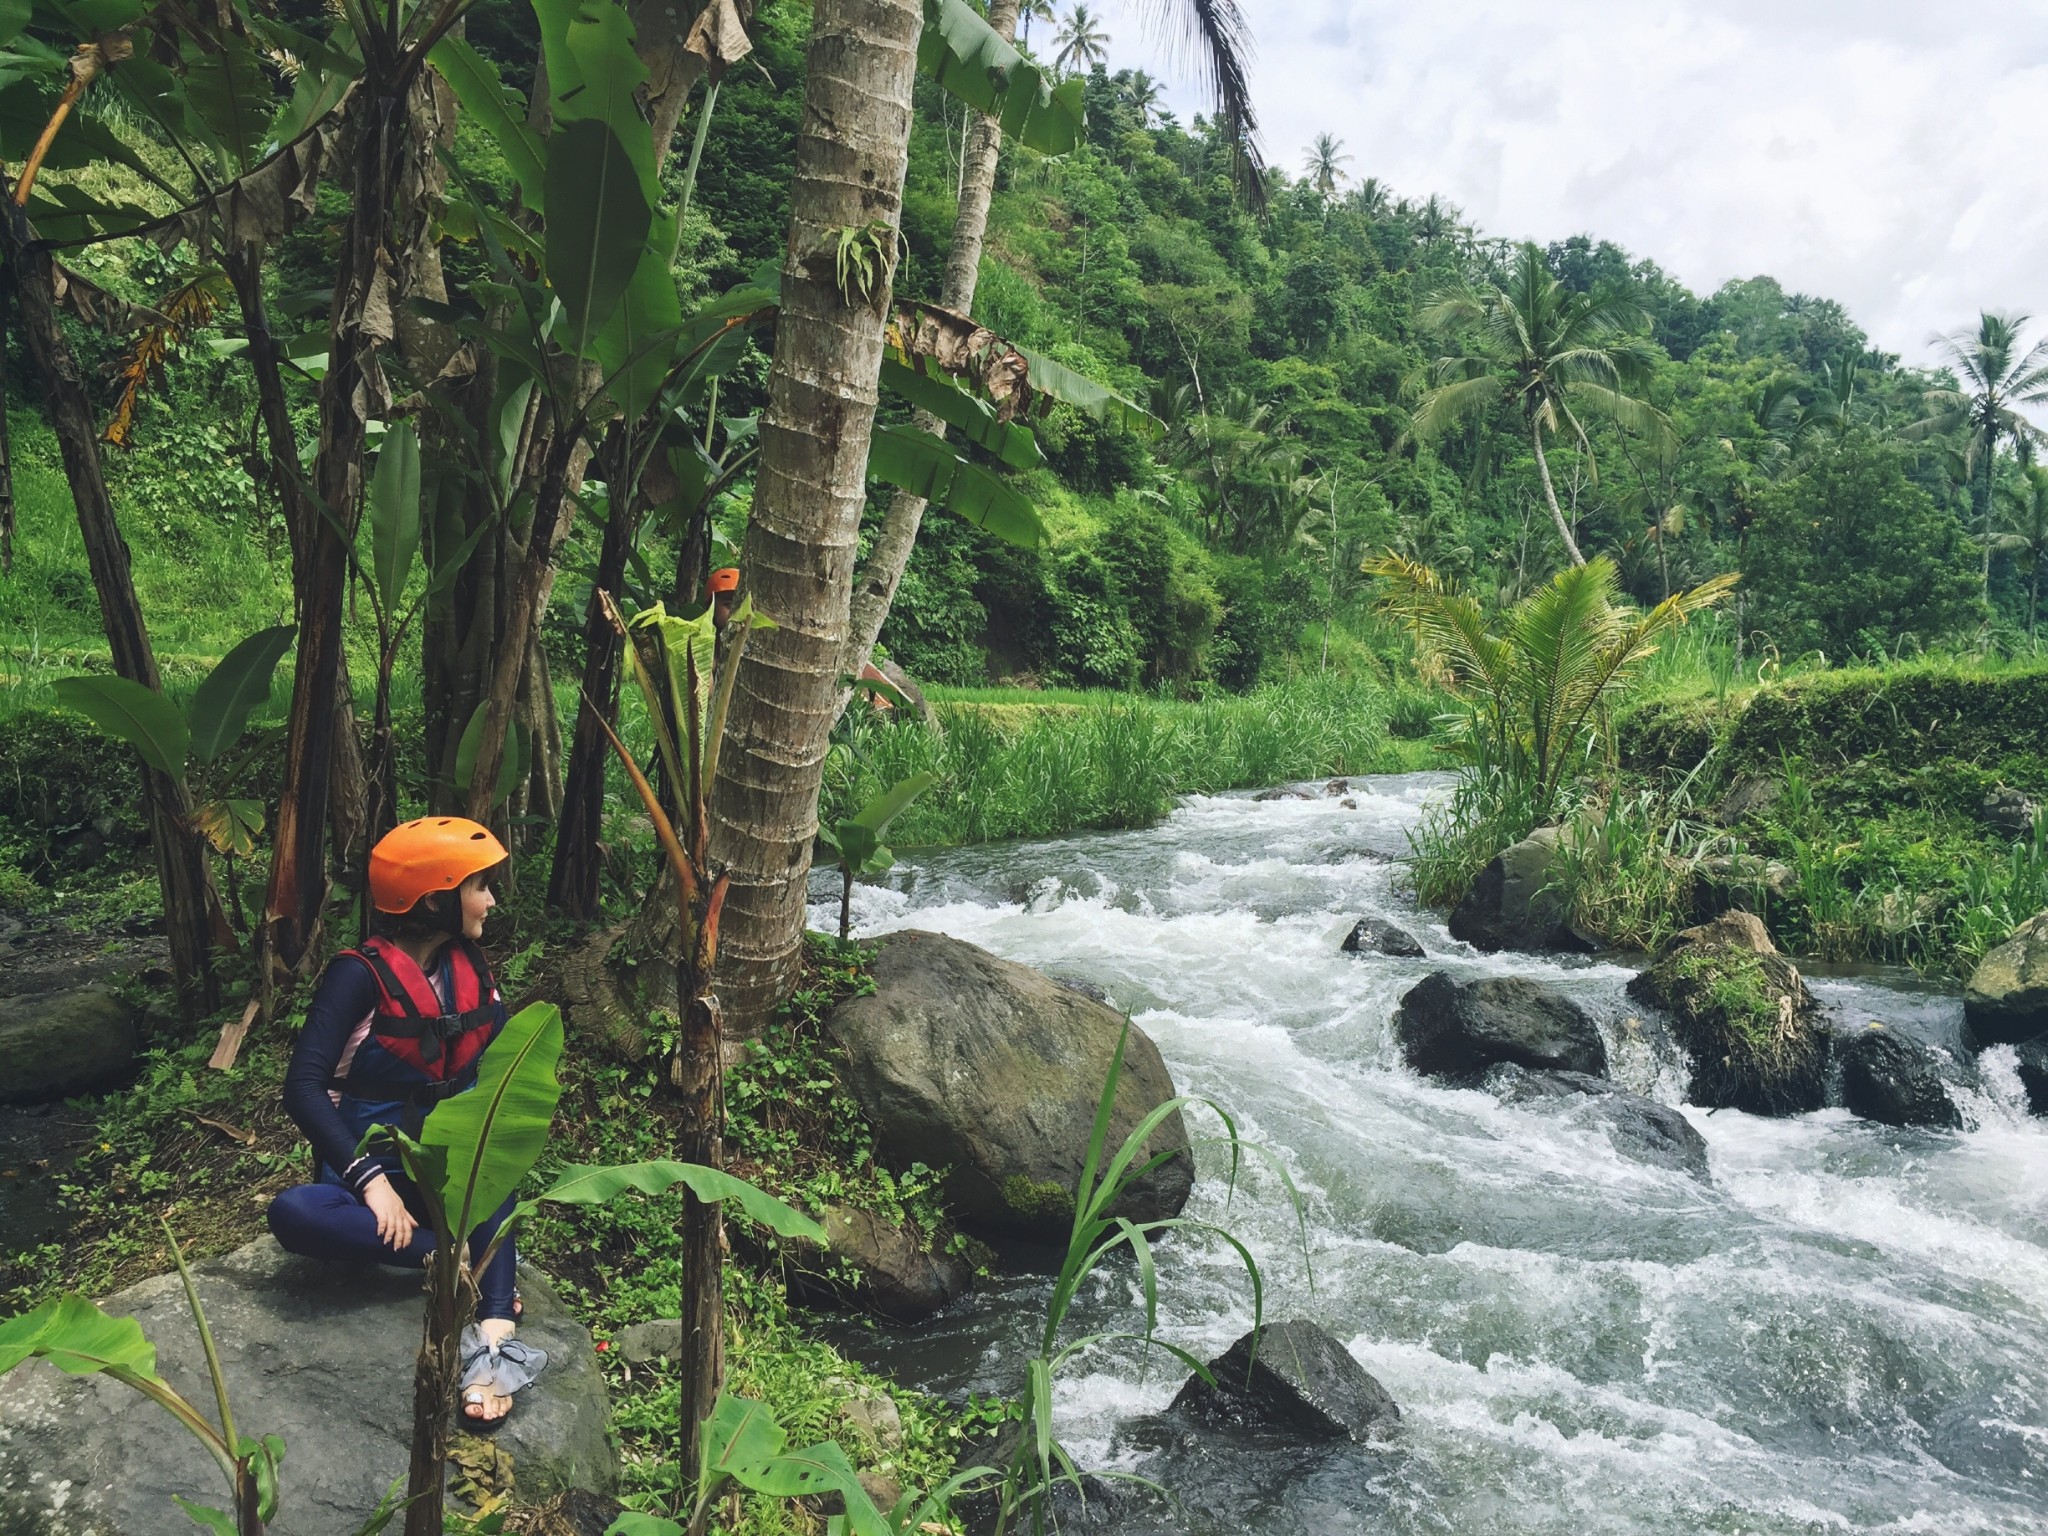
53, 624, 295, 934
583, 588, 774, 1476
375, 999, 821, 1536
817, 771, 937, 940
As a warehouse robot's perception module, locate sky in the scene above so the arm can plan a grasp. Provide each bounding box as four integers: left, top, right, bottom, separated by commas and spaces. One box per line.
1109, 0, 2048, 370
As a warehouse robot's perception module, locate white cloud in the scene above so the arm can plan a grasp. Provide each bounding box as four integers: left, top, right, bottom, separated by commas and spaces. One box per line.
1106, 0, 2048, 369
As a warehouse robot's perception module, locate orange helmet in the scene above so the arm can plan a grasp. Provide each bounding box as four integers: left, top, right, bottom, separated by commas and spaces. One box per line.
706, 566, 740, 596
369, 817, 508, 913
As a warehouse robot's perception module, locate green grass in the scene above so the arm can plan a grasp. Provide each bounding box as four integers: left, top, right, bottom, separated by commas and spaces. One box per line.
826, 674, 1438, 848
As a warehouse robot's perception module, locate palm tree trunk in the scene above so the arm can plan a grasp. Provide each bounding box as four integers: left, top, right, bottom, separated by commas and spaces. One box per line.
707, 0, 925, 1032
841, 0, 1020, 694
4, 197, 227, 1013
1529, 429, 1586, 567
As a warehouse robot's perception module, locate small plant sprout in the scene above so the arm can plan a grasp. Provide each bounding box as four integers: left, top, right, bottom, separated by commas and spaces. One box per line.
817, 771, 939, 939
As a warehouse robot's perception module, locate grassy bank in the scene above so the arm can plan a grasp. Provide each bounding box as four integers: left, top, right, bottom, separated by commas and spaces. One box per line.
1547, 657, 2048, 976
825, 675, 1441, 848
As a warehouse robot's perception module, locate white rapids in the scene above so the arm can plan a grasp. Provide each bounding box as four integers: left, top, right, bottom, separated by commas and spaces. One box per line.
809, 773, 2048, 1535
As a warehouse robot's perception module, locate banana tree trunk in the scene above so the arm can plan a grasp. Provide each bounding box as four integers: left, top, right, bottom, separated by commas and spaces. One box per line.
4, 197, 226, 1013
265, 79, 417, 972
401, 1246, 471, 1536
707, 0, 925, 1032
840, 0, 1018, 695
1530, 429, 1586, 567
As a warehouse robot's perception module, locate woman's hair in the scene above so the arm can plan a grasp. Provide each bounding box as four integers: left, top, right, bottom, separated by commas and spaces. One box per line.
371, 870, 490, 942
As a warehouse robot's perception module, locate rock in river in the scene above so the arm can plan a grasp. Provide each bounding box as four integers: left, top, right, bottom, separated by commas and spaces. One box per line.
0, 1238, 614, 1536
778, 1203, 980, 1323
1484, 1063, 1710, 1179
2013, 1038, 2048, 1116
828, 931, 1191, 1246
1394, 973, 1609, 1084
1447, 827, 1594, 954
1963, 909, 2048, 1049
1170, 1320, 1399, 1443
1628, 912, 1826, 1116
1340, 917, 1424, 958
1837, 1024, 1964, 1130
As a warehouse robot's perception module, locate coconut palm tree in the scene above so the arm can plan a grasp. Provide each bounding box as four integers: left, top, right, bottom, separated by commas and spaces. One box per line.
1054, 3, 1110, 73
1125, 68, 1162, 126
1017, 0, 1056, 49
1409, 242, 1672, 566
1994, 461, 2048, 645
1304, 132, 1350, 200
1913, 311, 2048, 592
1349, 176, 1390, 219
724, 0, 1267, 1031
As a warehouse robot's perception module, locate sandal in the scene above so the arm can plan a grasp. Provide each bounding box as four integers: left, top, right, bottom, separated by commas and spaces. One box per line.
458, 1324, 549, 1434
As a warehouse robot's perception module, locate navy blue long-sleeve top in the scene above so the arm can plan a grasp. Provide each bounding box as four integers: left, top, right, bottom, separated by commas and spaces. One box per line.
280, 947, 507, 1196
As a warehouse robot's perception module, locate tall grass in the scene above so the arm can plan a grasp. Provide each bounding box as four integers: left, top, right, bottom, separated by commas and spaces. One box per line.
824, 675, 1429, 847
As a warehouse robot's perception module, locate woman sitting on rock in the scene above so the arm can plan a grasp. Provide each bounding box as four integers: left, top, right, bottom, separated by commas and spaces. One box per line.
268, 816, 545, 1430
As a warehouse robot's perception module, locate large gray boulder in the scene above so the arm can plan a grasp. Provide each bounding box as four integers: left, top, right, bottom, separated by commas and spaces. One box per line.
1837, 1025, 1964, 1130
1484, 1063, 1710, 1180
1964, 911, 2048, 1049
1169, 1320, 1398, 1444
1628, 912, 1826, 1116
0, 1238, 614, 1535
1447, 828, 1592, 954
1393, 973, 1609, 1084
828, 931, 1192, 1245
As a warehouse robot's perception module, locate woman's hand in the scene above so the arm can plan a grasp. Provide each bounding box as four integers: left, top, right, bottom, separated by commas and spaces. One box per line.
363, 1174, 417, 1251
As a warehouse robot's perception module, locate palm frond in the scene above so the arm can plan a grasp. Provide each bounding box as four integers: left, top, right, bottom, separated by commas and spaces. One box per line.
1138, 0, 1265, 208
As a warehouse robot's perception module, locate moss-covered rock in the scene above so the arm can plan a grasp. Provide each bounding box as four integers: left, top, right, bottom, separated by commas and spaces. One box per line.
1628, 912, 1826, 1115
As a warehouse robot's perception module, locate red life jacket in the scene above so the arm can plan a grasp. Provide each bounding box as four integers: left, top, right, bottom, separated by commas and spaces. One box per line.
327, 935, 501, 1115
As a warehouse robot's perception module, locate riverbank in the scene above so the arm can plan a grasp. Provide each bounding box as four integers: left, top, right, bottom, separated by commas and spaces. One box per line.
0, 930, 989, 1531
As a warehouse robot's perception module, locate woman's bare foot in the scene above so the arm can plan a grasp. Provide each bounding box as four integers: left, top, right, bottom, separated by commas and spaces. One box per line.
463, 1318, 518, 1426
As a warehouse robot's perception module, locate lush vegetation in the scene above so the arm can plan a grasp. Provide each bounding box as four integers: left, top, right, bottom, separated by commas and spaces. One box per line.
6, 0, 2048, 1532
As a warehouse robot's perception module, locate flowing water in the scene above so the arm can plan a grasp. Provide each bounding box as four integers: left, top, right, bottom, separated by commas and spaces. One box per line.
812, 773, 2048, 1535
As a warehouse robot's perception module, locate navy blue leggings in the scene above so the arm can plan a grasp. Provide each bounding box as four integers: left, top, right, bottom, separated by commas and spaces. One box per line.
267, 1171, 519, 1321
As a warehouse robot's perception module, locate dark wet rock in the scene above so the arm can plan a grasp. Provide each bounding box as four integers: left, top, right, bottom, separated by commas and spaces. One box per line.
0, 923, 163, 1104
1690, 853, 1796, 925
1447, 828, 1594, 954
777, 1204, 980, 1323
828, 931, 1191, 1246
1324, 778, 1351, 795
1484, 1063, 1710, 1179
1254, 787, 1314, 802
2013, 1038, 2048, 1116
1394, 973, 1608, 1084
1837, 1025, 1964, 1129
1716, 776, 1783, 825
0, 1238, 614, 1536
1963, 910, 2048, 1049
1341, 917, 1424, 958
0, 986, 141, 1104
1980, 786, 2039, 841
1629, 912, 1826, 1116
1169, 1320, 1398, 1444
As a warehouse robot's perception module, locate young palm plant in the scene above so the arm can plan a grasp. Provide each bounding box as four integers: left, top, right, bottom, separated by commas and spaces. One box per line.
1994, 462, 2048, 646
1365, 552, 1736, 830
1408, 243, 1672, 566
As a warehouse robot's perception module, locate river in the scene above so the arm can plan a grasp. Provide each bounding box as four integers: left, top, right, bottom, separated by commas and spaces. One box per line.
812, 772, 2048, 1535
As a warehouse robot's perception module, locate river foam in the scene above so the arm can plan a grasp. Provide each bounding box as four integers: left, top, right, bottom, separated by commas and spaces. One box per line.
812, 774, 2048, 1534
